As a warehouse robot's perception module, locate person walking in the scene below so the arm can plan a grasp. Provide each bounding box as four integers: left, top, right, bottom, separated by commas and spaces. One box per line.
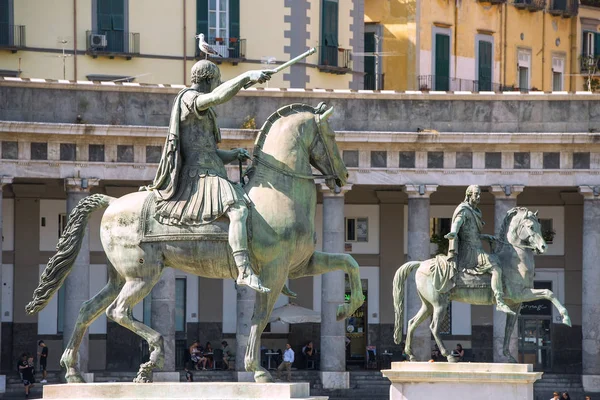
37, 340, 48, 383
18, 353, 35, 398
277, 343, 294, 382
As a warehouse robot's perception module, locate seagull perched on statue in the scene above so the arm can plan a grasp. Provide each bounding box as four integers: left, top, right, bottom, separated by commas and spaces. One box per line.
195, 33, 221, 59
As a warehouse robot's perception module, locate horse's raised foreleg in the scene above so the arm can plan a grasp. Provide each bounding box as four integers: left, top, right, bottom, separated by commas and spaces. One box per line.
405, 300, 432, 362
106, 276, 162, 383
290, 251, 362, 320
518, 288, 571, 326
61, 264, 124, 383
502, 304, 522, 363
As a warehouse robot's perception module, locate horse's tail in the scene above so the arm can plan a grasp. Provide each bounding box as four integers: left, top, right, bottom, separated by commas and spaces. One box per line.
26, 194, 115, 314
393, 261, 421, 345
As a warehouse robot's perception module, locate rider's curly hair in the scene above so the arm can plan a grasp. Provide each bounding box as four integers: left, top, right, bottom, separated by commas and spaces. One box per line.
191, 60, 220, 85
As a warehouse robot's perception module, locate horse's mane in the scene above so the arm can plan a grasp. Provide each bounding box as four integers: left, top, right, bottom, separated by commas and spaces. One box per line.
494, 207, 528, 254
253, 102, 328, 155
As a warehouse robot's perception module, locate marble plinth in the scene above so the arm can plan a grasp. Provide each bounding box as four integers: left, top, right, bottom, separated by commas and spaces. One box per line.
153, 372, 180, 382
42, 382, 327, 400
320, 371, 349, 389
382, 362, 542, 400
0, 375, 6, 393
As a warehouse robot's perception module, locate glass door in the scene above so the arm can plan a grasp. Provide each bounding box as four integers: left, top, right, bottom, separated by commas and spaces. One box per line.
518, 281, 553, 371
345, 277, 368, 366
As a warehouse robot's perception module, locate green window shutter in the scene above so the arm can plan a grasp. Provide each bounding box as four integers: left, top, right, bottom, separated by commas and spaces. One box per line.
583, 31, 588, 55
321, 0, 339, 65
435, 34, 450, 91
0, 0, 9, 24
196, 0, 209, 36
229, 0, 239, 39
478, 40, 492, 91
364, 32, 376, 89
98, 0, 112, 31
595, 32, 600, 57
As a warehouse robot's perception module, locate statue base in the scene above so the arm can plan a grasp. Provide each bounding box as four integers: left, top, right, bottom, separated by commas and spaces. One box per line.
381, 362, 542, 400
42, 382, 327, 400
0, 375, 5, 393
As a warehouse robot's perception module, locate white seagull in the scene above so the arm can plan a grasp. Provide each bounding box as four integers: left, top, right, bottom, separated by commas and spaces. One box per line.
195, 33, 221, 59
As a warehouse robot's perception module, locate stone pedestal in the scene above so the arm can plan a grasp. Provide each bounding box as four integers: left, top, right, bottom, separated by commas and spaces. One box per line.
42, 382, 327, 400
0, 374, 5, 393
490, 185, 524, 363
382, 362, 542, 400
152, 372, 179, 382
403, 184, 437, 361
0, 176, 12, 375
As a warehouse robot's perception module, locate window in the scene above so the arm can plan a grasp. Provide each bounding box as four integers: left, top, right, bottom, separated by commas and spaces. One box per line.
399, 151, 415, 168
370, 151, 386, 168
31, 142, 48, 160
58, 213, 67, 237
585, 31, 595, 58
514, 152, 530, 169
146, 146, 162, 163
434, 33, 450, 91
543, 152, 560, 169
517, 49, 531, 90
427, 152, 444, 168
574, 152, 590, 169
540, 219, 555, 244
89, 144, 105, 162
456, 152, 473, 169
485, 152, 501, 169
320, 0, 339, 66
477, 39, 493, 92
345, 218, 368, 242
343, 150, 358, 167
209, 0, 227, 40
97, 0, 125, 53
2, 141, 17, 159
430, 217, 451, 256
0, 0, 9, 46
552, 56, 564, 91
60, 143, 76, 161
117, 145, 134, 162
175, 278, 186, 332
197, 0, 240, 57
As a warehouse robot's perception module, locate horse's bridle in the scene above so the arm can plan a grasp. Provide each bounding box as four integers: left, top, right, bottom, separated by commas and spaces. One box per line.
251, 113, 338, 181
497, 216, 539, 251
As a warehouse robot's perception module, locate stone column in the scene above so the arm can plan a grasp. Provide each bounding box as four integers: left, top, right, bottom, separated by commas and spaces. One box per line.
151, 268, 176, 374
63, 178, 99, 374
490, 184, 524, 362
235, 284, 255, 381
0, 177, 13, 392
403, 184, 437, 361
579, 186, 600, 392
320, 184, 352, 389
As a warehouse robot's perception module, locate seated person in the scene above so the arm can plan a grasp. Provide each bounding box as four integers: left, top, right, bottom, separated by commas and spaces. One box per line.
221, 341, 235, 370
302, 341, 316, 368
451, 343, 465, 361
190, 341, 207, 370
204, 342, 214, 369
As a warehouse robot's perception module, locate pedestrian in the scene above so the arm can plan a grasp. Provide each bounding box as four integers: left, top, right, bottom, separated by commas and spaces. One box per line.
38, 340, 48, 383
561, 392, 571, 400
221, 341, 234, 370
550, 392, 560, 400
18, 353, 35, 398
184, 362, 194, 382
277, 343, 294, 382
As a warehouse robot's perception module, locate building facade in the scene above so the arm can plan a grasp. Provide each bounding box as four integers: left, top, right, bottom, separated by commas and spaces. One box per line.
364, 0, 587, 92
0, 0, 364, 89
0, 78, 599, 390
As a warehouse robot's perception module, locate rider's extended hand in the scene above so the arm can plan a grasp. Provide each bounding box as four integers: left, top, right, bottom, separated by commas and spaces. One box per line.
444, 232, 457, 240
247, 70, 273, 84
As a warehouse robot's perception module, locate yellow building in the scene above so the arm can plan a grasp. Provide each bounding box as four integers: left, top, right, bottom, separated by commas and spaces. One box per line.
0, 0, 364, 89
365, 0, 580, 92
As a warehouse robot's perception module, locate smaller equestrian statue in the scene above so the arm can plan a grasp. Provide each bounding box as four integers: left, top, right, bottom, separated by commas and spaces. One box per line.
393, 185, 571, 363
26, 49, 364, 384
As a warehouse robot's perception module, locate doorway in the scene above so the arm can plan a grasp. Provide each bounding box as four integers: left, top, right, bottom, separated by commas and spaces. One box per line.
345, 278, 368, 366
518, 281, 553, 371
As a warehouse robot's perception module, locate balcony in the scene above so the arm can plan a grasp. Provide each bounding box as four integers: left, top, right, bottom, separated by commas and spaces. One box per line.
581, 0, 600, 7
86, 30, 140, 60
196, 37, 246, 65
549, 0, 579, 16
512, 0, 547, 11
364, 73, 384, 90
0, 24, 26, 52
417, 75, 503, 92
317, 45, 352, 75
580, 54, 600, 72
477, 0, 507, 4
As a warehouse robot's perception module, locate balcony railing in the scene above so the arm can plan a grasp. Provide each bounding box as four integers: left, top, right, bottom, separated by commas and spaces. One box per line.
86, 30, 140, 59
580, 54, 600, 72
512, 0, 547, 11
0, 24, 26, 51
477, 0, 507, 4
581, 0, 600, 7
417, 75, 504, 92
196, 36, 246, 63
364, 73, 384, 90
549, 0, 579, 16
317, 45, 352, 74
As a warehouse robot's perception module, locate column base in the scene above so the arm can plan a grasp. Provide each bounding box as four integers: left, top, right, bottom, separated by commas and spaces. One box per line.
236, 372, 254, 382
82, 373, 94, 383
152, 372, 179, 382
0, 375, 5, 393
320, 371, 349, 389
582, 375, 600, 392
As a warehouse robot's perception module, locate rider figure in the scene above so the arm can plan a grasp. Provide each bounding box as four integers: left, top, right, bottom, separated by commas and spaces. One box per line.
444, 185, 515, 315
143, 60, 272, 294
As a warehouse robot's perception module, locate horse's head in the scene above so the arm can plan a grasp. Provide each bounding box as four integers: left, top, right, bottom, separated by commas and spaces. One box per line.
310, 105, 348, 190
506, 208, 547, 254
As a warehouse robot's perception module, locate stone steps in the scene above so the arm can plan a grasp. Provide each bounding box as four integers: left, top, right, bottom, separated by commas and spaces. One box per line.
533, 373, 585, 400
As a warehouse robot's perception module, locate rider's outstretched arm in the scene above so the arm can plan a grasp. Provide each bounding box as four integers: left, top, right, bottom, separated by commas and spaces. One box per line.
194, 73, 250, 111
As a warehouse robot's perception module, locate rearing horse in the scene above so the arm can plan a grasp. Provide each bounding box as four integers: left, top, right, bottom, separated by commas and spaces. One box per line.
26, 103, 363, 384
392, 207, 571, 362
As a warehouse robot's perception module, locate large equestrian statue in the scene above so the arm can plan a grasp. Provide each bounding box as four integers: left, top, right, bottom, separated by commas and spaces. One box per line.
393, 199, 571, 363
25, 56, 363, 384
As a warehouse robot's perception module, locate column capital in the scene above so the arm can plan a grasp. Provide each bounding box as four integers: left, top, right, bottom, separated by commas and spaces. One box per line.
65, 178, 100, 193
579, 185, 600, 200
0, 176, 13, 188
319, 183, 353, 197
490, 184, 525, 199
403, 184, 438, 199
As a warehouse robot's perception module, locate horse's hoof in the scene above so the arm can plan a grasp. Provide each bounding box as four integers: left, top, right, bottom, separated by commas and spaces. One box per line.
408, 355, 417, 362
563, 316, 572, 327
447, 355, 460, 363
65, 373, 86, 383
133, 375, 152, 383
336, 304, 348, 320
254, 371, 274, 383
